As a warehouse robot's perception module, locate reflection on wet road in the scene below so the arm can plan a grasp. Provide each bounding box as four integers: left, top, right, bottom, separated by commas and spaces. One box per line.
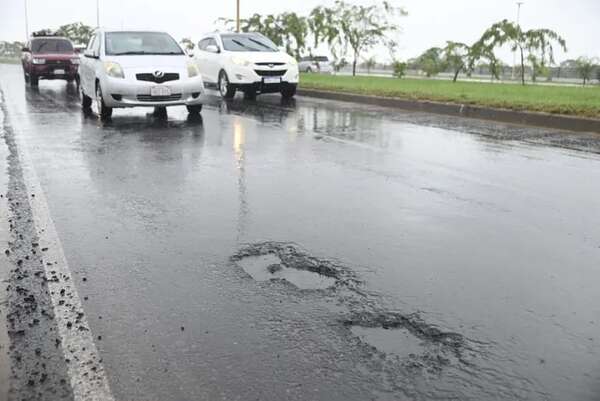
1, 63, 600, 400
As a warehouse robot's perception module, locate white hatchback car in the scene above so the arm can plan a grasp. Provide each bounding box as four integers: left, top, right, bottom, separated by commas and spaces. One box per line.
193, 32, 299, 100
79, 30, 205, 120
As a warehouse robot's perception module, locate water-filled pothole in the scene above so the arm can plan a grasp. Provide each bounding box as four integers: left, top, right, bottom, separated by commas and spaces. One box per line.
351, 326, 425, 358
235, 253, 337, 290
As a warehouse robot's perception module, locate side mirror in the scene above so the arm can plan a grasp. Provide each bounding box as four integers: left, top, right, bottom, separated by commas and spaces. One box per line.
206, 45, 219, 54
22, 47, 30, 52
84, 49, 98, 59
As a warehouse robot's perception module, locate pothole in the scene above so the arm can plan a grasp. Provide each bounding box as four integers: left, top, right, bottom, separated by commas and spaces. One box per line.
343, 311, 465, 356
351, 326, 425, 358
234, 253, 337, 290
231, 242, 360, 290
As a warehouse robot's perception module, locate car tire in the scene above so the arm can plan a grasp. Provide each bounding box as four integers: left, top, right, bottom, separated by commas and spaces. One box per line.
30, 74, 39, 87
218, 71, 235, 99
81, 84, 92, 110
95, 84, 112, 120
243, 89, 256, 101
186, 105, 202, 114
23, 70, 30, 84
306, 67, 312, 73
281, 84, 297, 99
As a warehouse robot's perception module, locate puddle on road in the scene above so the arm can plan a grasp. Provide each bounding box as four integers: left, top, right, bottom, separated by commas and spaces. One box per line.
235, 253, 337, 290
351, 326, 424, 358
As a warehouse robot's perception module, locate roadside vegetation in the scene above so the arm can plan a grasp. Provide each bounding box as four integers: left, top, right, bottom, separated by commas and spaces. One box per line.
300, 73, 600, 118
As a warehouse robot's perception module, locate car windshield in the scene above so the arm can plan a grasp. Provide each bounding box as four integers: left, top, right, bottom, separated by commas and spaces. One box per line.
314, 56, 329, 62
105, 32, 184, 56
31, 39, 73, 54
221, 34, 278, 52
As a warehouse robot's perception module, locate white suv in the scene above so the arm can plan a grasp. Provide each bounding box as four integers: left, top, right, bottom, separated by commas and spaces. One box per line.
193, 32, 299, 100
79, 30, 205, 120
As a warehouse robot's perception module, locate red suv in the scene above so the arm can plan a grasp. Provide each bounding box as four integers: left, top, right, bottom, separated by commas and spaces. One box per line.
21, 35, 80, 86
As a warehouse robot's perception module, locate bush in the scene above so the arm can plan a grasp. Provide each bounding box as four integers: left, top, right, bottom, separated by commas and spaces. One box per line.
392, 61, 407, 78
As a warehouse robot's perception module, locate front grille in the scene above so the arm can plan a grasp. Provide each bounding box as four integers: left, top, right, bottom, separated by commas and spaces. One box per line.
136, 94, 182, 102
45, 60, 68, 67
254, 69, 287, 77
255, 62, 285, 66
136, 73, 179, 84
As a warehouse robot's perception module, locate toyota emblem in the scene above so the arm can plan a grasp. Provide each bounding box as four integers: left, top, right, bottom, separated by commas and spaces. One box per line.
153, 70, 165, 78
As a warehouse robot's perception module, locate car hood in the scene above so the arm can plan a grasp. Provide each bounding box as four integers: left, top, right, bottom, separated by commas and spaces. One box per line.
104, 55, 189, 69
33, 53, 77, 60
226, 51, 294, 64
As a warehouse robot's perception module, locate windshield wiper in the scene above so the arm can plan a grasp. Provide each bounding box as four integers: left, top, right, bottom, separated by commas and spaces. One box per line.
112, 51, 182, 55
231, 39, 259, 52
112, 51, 149, 55
248, 38, 277, 51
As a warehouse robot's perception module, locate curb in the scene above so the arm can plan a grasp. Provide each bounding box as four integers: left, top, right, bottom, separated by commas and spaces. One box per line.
297, 88, 600, 134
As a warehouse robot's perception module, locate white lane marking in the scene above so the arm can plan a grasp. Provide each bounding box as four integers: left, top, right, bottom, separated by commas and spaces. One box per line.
0, 92, 115, 401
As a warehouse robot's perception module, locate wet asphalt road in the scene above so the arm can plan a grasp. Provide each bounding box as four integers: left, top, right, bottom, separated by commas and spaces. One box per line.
1, 63, 600, 401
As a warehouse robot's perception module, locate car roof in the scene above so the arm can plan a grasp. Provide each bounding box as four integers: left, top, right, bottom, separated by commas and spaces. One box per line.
99, 29, 170, 35
31, 36, 70, 41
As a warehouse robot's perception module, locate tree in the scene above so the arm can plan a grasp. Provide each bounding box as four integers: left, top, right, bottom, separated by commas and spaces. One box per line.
364, 56, 376, 74
307, 6, 339, 51
180, 38, 195, 52
478, 19, 567, 85
334, 0, 407, 76
417, 47, 444, 77
575, 56, 598, 86
55, 22, 94, 45
278, 12, 308, 59
442, 41, 474, 82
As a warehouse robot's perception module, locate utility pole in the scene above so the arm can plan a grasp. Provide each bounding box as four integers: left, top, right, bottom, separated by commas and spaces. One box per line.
24, 0, 29, 39
236, 0, 240, 32
512, 2, 524, 80
96, 0, 100, 28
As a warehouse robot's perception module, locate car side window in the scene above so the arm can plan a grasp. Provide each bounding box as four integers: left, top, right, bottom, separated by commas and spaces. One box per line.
93, 33, 101, 55
198, 39, 208, 51
87, 35, 97, 51
207, 38, 219, 51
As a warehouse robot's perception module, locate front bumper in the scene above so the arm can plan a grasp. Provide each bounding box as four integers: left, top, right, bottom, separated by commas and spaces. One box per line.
31, 64, 78, 79
227, 64, 299, 89
101, 76, 206, 108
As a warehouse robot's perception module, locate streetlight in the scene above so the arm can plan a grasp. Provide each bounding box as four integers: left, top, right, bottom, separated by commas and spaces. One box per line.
512, 2, 524, 80
236, 0, 240, 33
24, 0, 29, 39
96, 0, 100, 28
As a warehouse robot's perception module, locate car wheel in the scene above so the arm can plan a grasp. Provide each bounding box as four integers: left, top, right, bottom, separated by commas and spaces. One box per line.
218, 71, 235, 99
186, 105, 202, 114
30, 74, 39, 87
80, 84, 92, 110
281, 84, 297, 99
243, 89, 256, 101
306, 67, 312, 73
23, 70, 30, 83
95, 84, 112, 120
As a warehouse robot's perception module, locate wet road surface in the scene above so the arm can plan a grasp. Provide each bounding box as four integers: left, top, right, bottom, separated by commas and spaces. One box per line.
1, 63, 599, 400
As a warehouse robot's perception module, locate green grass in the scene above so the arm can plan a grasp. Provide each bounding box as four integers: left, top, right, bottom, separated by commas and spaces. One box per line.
0, 57, 20, 65
299, 74, 600, 119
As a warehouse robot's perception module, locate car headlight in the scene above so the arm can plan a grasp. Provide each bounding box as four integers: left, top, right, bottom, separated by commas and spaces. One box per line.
70, 58, 80, 65
104, 61, 124, 78
32, 58, 45, 64
231, 56, 251, 67
187, 61, 199, 78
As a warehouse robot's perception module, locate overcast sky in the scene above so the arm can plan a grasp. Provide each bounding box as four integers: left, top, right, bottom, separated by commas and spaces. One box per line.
0, 0, 598, 62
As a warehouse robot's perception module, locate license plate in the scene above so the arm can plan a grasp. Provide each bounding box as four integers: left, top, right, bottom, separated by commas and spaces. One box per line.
54, 69, 65, 75
263, 77, 281, 84
150, 86, 171, 97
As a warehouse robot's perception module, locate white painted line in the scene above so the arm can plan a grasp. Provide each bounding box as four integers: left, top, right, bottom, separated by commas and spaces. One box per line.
0, 94, 115, 401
